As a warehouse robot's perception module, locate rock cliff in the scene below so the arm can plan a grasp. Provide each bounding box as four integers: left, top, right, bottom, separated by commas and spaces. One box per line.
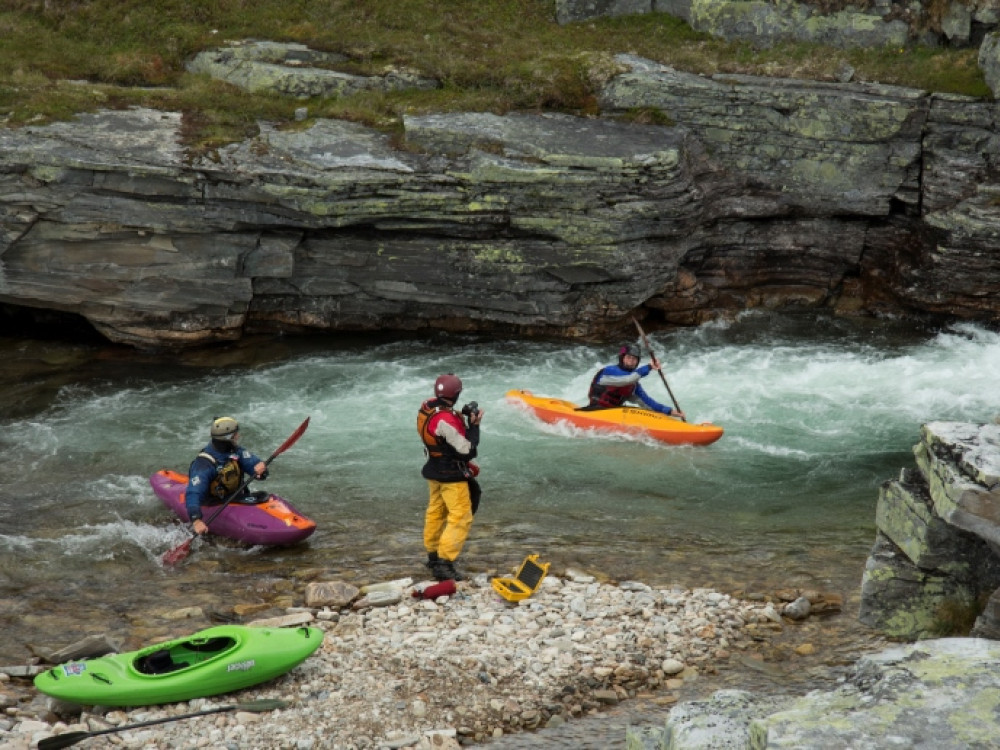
1, 53, 999, 349
860, 420, 1000, 639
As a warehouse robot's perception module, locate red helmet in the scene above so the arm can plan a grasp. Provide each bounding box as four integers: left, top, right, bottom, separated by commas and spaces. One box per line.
434, 374, 462, 400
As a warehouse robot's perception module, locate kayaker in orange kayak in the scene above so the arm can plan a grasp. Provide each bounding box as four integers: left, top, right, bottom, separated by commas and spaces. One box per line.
587, 343, 685, 419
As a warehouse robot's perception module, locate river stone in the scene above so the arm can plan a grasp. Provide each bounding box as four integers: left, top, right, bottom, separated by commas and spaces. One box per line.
658, 688, 785, 749
780, 596, 810, 620
246, 611, 314, 628
186, 40, 439, 99
661, 658, 685, 675
304, 581, 359, 608
28, 634, 118, 664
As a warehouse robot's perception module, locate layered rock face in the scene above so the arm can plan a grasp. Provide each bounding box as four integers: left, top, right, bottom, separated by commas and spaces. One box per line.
1, 54, 999, 348
860, 421, 1000, 639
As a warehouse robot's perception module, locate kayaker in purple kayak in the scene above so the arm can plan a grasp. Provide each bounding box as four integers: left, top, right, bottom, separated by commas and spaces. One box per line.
186, 417, 269, 536
587, 343, 685, 418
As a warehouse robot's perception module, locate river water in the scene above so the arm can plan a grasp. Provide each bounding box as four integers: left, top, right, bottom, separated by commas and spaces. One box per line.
2, 312, 999, 676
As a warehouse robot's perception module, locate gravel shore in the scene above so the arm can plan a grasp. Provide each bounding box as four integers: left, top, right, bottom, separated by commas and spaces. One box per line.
4, 569, 787, 749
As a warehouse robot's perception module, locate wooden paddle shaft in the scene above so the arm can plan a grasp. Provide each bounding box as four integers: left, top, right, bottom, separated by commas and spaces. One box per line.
631, 316, 685, 421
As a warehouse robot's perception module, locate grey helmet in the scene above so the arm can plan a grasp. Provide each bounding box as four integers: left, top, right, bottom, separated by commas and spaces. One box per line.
210, 416, 239, 440
618, 343, 641, 368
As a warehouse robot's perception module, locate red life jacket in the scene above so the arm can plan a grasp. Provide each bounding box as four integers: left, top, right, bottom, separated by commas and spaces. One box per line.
417, 399, 466, 458
588, 368, 637, 408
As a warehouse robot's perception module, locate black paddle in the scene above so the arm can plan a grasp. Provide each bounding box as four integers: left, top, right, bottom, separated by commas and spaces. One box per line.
631, 316, 686, 421
162, 417, 310, 565
37, 698, 288, 750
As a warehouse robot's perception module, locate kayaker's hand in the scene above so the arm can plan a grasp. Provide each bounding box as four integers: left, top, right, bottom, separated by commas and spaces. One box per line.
650, 357, 662, 371
673, 409, 685, 419
254, 461, 268, 479
192, 519, 209, 535
468, 408, 484, 426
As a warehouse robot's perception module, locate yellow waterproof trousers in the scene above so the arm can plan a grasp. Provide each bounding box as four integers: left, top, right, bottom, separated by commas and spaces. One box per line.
423, 480, 473, 562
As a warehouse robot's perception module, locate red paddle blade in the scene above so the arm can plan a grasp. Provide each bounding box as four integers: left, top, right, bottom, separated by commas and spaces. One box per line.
162, 537, 193, 566
271, 416, 310, 460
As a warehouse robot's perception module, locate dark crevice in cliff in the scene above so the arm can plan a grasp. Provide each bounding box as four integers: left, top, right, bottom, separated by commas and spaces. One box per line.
0, 304, 107, 345
887, 196, 916, 218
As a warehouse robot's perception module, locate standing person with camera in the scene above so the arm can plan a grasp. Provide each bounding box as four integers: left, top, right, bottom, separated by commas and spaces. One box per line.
416, 373, 483, 581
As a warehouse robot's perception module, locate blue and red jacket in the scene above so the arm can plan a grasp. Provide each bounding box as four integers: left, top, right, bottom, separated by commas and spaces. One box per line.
185, 440, 264, 521
588, 364, 673, 414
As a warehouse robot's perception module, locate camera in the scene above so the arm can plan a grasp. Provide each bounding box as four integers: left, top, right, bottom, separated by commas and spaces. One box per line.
461, 401, 480, 419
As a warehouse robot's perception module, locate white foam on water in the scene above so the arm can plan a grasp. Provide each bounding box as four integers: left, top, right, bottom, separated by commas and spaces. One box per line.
2, 312, 999, 578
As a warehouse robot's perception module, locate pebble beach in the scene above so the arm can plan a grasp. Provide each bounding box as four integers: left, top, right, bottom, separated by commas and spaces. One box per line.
1, 568, 798, 750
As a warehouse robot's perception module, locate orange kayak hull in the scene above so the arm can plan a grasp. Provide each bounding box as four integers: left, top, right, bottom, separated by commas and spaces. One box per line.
506, 389, 723, 446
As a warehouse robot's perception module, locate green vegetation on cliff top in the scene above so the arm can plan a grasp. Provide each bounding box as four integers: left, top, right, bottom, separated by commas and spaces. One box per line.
0, 0, 989, 150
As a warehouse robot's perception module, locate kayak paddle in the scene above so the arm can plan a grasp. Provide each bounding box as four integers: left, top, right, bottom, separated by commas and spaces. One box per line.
37, 698, 288, 750
631, 316, 686, 421
162, 416, 311, 565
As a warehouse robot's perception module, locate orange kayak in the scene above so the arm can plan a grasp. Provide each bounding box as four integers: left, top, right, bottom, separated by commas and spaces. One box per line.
506, 389, 724, 446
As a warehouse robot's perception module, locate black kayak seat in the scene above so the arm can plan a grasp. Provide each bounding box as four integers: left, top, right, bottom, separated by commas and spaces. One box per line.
136, 649, 189, 675
235, 490, 269, 505
202, 490, 268, 507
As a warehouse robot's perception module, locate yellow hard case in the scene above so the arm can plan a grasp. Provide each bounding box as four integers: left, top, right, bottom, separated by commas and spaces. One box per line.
491, 554, 550, 602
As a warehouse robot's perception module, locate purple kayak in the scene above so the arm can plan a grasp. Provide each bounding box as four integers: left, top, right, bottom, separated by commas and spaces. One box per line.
150, 469, 316, 546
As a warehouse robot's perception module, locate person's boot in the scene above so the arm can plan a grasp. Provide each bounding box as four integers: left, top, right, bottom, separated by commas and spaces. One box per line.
432, 558, 467, 582
425, 551, 439, 571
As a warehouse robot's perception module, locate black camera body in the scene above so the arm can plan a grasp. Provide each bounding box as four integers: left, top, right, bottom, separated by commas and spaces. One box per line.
461, 401, 480, 419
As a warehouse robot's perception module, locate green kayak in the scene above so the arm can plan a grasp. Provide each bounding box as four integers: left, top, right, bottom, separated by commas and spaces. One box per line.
34, 625, 323, 706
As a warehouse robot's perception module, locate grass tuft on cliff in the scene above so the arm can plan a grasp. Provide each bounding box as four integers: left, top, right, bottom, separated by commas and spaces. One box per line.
0, 0, 990, 150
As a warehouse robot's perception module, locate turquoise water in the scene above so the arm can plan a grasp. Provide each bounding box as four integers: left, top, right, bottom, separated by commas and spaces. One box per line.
2, 312, 999, 663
